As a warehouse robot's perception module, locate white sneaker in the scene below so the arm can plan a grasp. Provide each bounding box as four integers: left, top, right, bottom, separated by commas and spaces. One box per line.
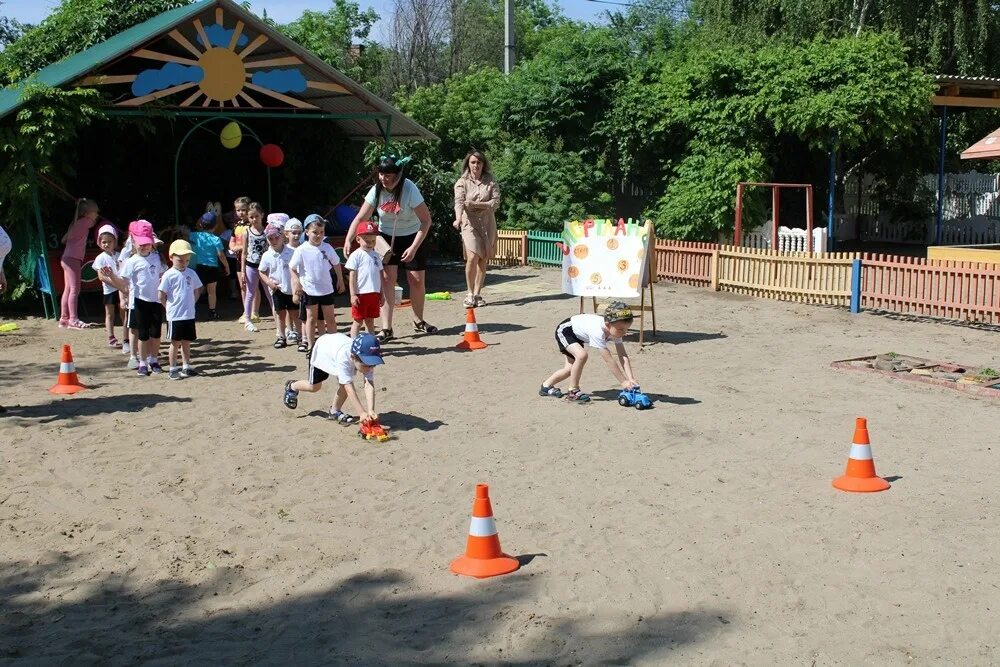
238, 314, 247, 324
287, 330, 299, 342
122, 341, 131, 355
245, 321, 259, 332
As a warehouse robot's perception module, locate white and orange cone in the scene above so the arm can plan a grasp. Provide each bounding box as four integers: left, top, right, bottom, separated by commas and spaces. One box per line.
450, 484, 519, 578
832, 417, 890, 493
456, 307, 488, 350
49, 344, 86, 395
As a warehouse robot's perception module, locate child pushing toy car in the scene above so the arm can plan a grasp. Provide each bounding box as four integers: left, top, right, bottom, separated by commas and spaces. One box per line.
539, 301, 640, 403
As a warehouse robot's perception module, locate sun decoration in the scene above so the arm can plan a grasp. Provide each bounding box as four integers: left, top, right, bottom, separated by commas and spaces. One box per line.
82, 6, 349, 109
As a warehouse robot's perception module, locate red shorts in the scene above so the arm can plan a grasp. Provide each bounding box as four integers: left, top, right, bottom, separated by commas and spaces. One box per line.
351, 291, 381, 321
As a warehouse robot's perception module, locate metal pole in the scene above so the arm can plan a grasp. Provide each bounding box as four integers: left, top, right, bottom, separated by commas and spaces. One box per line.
504, 0, 515, 74
734, 182, 744, 246
771, 186, 780, 250
827, 136, 836, 251
806, 185, 814, 253
935, 106, 948, 246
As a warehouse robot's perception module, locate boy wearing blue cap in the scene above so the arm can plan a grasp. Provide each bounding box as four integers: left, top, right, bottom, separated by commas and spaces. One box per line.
282, 332, 383, 424
189, 211, 229, 318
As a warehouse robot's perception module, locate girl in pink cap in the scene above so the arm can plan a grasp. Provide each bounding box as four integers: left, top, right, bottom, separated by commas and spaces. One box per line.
59, 198, 99, 328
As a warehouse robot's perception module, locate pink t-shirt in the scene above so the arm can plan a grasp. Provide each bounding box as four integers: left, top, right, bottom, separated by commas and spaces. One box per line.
62, 217, 94, 261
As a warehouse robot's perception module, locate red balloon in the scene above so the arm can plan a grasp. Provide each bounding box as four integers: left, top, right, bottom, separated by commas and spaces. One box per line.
260, 144, 284, 168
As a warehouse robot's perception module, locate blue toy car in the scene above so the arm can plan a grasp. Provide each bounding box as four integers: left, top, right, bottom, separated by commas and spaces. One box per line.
618, 386, 653, 410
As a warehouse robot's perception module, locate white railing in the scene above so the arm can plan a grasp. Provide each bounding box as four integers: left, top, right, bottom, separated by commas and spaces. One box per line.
742, 226, 828, 253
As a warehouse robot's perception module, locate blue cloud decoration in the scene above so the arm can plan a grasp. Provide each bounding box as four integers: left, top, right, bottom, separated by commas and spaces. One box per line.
198, 23, 250, 48
132, 63, 203, 96
250, 69, 308, 94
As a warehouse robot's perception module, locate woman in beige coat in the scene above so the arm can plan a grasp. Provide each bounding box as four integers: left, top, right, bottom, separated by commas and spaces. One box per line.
453, 150, 500, 307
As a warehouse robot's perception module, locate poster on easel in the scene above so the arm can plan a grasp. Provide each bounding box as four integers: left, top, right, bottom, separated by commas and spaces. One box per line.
557, 218, 651, 297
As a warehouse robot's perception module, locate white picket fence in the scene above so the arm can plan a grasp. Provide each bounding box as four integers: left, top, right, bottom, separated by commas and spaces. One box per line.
742, 226, 829, 252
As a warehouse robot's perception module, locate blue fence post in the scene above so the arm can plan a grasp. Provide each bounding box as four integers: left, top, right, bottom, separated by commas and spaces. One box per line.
850, 258, 862, 313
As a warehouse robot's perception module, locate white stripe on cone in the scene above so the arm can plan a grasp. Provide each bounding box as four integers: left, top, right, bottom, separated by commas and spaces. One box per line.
59, 362, 76, 373
465, 323, 479, 332
848, 444, 873, 460
468, 516, 497, 537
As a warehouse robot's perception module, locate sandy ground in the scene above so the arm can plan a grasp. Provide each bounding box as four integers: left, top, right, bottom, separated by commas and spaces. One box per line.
1, 263, 999, 666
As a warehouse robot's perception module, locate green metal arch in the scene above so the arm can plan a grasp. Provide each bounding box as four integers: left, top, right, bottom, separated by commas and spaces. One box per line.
173, 115, 271, 225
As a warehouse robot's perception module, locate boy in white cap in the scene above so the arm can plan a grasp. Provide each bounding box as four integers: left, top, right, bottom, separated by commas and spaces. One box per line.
158, 239, 203, 380
282, 332, 383, 423
259, 223, 299, 348
92, 223, 125, 349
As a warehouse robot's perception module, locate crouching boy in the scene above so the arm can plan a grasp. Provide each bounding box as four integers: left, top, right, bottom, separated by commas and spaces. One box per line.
282, 332, 383, 423
539, 301, 639, 403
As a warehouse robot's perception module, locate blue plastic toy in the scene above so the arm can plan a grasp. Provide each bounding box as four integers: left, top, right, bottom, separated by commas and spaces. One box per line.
618, 386, 653, 410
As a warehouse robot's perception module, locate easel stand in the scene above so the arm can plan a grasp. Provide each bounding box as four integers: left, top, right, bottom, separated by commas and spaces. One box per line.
579, 221, 658, 347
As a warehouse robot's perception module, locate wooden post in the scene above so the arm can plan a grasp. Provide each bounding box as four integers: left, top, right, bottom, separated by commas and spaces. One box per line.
734, 182, 744, 246
771, 185, 780, 251
520, 231, 528, 266
710, 249, 720, 291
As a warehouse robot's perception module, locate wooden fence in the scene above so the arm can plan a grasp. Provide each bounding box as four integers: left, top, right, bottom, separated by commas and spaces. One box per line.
860, 254, 1000, 324
490, 229, 1000, 324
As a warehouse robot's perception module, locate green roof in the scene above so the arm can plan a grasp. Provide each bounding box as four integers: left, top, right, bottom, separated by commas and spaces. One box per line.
0, 0, 214, 121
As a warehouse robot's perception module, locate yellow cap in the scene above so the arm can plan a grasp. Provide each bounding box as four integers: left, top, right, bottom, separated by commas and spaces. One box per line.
169, 239, 194, 256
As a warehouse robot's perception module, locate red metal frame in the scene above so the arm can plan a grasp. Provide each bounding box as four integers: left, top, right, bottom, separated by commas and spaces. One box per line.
734, 182, 815, 252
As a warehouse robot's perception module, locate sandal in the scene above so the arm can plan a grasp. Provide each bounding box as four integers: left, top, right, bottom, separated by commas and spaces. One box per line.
328, 410, 359, 425
564, 388, 591, 403
475, 295, 486, 307
413, 321, 438, 334
274, 336, 286, 349
283, 380, 298, 409
108, 336, 120, 347
376, 328, 394, 343
67, 320, 92, 330
297, 341, 309, 353
539, 385, 563, 398
463, 294, 476, 307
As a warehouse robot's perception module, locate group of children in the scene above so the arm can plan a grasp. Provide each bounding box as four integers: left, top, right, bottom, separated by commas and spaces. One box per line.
83, 195, 388, 385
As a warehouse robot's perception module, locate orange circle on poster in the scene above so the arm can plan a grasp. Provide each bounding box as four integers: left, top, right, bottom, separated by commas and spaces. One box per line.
607, 238, 619, 250
617, 259, 629, 273
590, 272, 602, 285
573, 244, 589, 259
636, 248, 645, 260
629, 274, 640, 289
567, 265, 580, 279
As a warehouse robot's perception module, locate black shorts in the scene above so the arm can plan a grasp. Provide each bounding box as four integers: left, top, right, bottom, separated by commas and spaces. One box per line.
307, 364, 330, 385
381, 232, 427, 271
166, 319, 197, 342
195, 264, 220, 285
125, 307, 135, 329
303, 292, 335, 307
133, 299, 164, 342
272, 290, 295, 311
299, 299, 326, 322
555, 318, 584, 362
102, 291, 120, 305
226, 257, 238, 277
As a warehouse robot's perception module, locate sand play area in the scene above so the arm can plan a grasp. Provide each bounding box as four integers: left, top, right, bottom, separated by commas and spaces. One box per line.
1, 264, 999, 665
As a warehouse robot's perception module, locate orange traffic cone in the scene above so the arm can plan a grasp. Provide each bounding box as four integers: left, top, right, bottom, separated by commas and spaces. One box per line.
49, 344, 86, 395
450, 484, 519, 578
456, 307, 487, 350
832, 417, 890, 493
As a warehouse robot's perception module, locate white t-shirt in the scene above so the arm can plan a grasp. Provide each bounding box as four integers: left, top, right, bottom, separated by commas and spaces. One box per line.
158, 267, 203, 321
569, 314, 621, 351
120, 252, 164, 304
289, 242, 339, 296
259, 245, 295, 295
345, 247, 382, 294
364, 179, 425, 237
92, 250, 120, 295
311, 333, 374, 385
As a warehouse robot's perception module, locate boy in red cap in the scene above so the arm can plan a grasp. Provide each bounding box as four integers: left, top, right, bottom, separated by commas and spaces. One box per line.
344, 220, 384, 338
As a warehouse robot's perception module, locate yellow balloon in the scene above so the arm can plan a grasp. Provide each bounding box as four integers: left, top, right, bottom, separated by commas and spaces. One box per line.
220, 121, 242, 149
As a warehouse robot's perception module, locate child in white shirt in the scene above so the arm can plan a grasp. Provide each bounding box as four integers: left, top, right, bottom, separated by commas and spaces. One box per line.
289, 214, 345, 353
105, 220, 165, 376
345, 220, 384, 338
540, 302, 640, 403
282, 332, 383, 423
158, 240, 203, 380
92, 224, 124, 349
259, 224, 299, 349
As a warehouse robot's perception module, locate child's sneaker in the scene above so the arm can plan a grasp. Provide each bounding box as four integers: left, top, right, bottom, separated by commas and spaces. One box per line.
180, 367, 197, 377
168, 368, 182, 381
149, 361, 163, 374
127, 356, 139, 370
245, 321, 259, 333
287, 329, 299, 343
238, 314, 247, 323
283, 380, 298, 409
539, 384, 563, 397
107, 336, 119, 347
121, 341, 131, 355
137, 363, 148, 376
